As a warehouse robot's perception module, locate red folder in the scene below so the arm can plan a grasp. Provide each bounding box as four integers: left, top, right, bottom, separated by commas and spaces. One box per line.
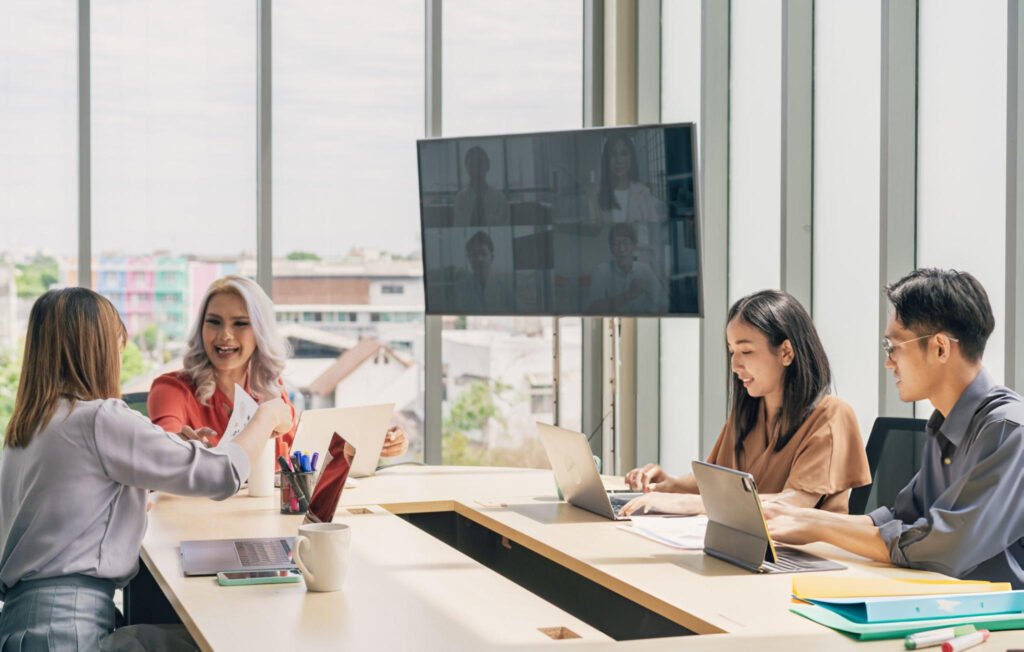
304, 433, 352, 524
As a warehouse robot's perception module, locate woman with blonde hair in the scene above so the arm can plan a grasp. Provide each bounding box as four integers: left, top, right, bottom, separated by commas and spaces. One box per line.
148, 275, 407, 463
0, 288, 291, 648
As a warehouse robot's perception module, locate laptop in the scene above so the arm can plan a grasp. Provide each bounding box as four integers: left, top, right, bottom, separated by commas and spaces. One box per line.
691, 461, 845, 574
291, 403, 394, 478
180, 537, 297, 576
181, 430, 356, 576
537, 422, 643, 521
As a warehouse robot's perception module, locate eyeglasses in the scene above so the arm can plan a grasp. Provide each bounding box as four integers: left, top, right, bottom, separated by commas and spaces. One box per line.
882, 333, 960, 361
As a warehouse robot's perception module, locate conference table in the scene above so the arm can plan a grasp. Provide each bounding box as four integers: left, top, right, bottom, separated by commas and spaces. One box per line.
139, 465, 1024, 651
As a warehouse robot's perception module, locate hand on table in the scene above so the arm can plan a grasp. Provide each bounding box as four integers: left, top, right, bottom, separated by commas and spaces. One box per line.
624, 463, 673, 492
618, 492, 703, 517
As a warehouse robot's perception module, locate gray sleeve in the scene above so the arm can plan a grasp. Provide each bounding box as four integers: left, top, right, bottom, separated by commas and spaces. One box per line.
92, 400, 250, 500
868, 506, 896, 526
875, 421, 1024, 577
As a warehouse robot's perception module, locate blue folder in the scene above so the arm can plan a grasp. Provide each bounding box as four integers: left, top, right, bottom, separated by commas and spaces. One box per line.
805, 590, 1024, 623
790, 602, 1024, 640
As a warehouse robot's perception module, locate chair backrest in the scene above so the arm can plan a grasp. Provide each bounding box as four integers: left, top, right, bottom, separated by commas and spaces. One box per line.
122, 391, 150, 418
847, 416, 928, 515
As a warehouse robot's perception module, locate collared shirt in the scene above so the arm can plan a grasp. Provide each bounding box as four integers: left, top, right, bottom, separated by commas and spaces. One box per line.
869, 369, 1024, 586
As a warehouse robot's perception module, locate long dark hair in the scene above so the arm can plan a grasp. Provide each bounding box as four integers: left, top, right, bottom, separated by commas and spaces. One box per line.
598, 134, 640, 211
727, 290, 832, 455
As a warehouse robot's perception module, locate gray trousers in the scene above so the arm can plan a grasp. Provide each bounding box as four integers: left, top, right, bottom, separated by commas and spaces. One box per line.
0, 575, 115, 651
0, 575, 196, 652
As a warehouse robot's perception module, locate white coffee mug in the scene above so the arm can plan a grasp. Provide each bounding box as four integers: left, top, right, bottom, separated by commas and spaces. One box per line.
293, 523, 351, 592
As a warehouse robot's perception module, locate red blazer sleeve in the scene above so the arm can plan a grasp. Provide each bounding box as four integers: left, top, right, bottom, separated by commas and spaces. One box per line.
147, 374, 194, 434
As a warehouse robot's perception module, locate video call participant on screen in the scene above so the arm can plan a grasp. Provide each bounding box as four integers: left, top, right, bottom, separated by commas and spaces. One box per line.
766, 269, 1024, 587
0, 288, 293, 650
590, 133, 664, 225
586, 223, 664, 314
451, 230, 515, 314
620, 289, 870, 516
148, 276, 407, 463
453, 146, 510, 228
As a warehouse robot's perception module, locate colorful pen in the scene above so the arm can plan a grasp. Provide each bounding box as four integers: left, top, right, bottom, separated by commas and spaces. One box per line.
311, 452, 319, 472
905, 625, 976, 649
301, 454, 311, 473
941, 629, 989, 652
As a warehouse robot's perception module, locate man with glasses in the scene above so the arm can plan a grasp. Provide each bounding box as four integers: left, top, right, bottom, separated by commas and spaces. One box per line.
765, 268, 1024, 587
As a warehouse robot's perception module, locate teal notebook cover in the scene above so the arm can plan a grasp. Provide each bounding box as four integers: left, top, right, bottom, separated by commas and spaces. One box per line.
805, 590, 1024, 623
790, 603, 1024, 640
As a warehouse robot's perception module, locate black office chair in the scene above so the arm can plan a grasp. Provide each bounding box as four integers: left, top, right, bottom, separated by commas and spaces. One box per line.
847, 416, 928, 516
122, 391, 150, 417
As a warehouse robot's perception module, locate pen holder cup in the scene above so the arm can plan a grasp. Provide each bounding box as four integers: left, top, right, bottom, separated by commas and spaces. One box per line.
280, 472, 315, 515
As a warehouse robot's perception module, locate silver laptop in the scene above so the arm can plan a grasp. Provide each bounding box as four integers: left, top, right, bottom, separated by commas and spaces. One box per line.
691, 461, 845, 574
291, 403, 394, 478
537, 422, 643, 521
181, 537, 297, 576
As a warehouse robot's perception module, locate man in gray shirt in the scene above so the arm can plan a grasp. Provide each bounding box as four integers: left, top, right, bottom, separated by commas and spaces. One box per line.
765, 268, 1024, 587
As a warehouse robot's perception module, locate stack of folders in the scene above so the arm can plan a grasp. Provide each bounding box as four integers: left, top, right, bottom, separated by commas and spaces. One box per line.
789, 576, 1024, 640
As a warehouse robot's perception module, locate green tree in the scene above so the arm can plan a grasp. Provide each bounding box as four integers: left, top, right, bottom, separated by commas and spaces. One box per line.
286, 251, 321, 261
15, 256, 59, 298
120, 340, 148, 387
140, 325, 160, 353
0, 347, 22, 439
441, 380, 511, 465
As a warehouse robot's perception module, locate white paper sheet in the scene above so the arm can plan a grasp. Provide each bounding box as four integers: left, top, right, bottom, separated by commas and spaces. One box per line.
619, 515, 708, 550
217, 384, 259, 445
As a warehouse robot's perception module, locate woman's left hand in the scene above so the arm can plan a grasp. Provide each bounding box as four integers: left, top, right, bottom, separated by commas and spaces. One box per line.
381, 426, 409, 457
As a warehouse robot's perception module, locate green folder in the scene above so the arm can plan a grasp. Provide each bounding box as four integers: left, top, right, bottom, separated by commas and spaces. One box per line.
790, 602, 1024, 640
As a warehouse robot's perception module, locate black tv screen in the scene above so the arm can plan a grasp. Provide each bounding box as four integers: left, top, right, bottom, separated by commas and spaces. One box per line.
417, 123, 701, 317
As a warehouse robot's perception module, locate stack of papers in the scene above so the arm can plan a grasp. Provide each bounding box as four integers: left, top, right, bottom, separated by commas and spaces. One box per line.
618, 515, 707, 550
790, 576, 1024, 640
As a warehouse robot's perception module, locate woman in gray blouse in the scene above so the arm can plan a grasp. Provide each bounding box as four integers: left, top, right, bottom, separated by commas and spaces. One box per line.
0, 288, 292, 650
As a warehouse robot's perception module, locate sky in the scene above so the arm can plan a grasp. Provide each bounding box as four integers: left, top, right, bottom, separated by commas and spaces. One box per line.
0, 0, 582, 260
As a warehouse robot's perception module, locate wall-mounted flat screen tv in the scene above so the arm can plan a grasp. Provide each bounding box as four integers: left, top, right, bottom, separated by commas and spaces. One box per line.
417, 123, 701, 317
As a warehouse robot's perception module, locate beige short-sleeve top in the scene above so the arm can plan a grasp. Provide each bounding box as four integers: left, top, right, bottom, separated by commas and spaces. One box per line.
706, 395, 871, 513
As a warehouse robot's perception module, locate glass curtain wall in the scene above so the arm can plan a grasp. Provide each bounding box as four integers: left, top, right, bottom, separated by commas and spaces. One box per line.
91, 0, 257, 393
440, 0, 583, 467
0, 1, 77, 434
273, 0, 426, 462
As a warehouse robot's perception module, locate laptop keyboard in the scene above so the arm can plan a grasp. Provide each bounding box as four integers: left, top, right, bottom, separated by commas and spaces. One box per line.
608, 492, 641, 510
235, 539, 291, 568
762, 546, 845, 573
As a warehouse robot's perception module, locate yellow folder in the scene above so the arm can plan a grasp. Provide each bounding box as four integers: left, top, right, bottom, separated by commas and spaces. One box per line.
792, 575, 1013, 601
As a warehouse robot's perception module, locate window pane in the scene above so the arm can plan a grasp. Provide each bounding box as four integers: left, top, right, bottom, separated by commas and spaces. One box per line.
0, 1, 77, 434
273, 1, 426, 462
660, 0, 701, 470
813, 0, 881, 435
442, 0, 582, 467
918, 1, 1007, 410
729, 0, 782, 302
92, 0, 256, 392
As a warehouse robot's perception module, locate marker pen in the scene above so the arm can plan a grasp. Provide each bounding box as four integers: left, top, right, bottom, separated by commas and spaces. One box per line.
941, 629, 990, 652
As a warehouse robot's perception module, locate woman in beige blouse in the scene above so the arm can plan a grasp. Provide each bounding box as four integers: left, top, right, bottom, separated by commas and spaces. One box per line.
621, 289, 870, 516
